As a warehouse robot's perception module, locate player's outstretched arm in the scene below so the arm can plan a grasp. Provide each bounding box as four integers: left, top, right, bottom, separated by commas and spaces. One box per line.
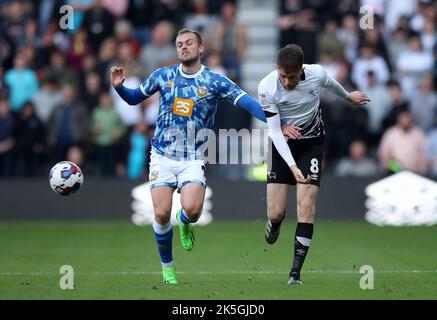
322, 67, 370, 105
235, 94, 267, 122
110, 66, 146, 105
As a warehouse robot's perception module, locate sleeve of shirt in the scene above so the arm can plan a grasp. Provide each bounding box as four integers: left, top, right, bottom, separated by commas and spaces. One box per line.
216, 75, 246, 104
258, 81, 279, 116
258, 81, 295, 166
139, 68, 163, 98
267, 113, 296, 167
319, 65, 350, 99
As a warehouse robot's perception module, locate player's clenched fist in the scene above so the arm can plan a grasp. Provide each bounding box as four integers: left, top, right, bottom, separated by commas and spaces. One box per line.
110, 66, 126, 88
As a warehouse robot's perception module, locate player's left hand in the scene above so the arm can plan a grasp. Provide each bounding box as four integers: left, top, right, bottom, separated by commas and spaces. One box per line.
347, 91, 370, 105
282, 124, 302, 140
290, 165, 311, 184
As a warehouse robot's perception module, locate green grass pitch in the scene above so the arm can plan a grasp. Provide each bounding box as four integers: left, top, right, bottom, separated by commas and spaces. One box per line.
0, 220, 436, 300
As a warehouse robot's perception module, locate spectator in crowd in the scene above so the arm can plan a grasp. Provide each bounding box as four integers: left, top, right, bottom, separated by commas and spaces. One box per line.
336, 13, 359, 63
359, 26, 390, 68
102, 0, 128, 19
47, 84, 89, 162
43, 49, 79, 91
381, 80, 410, 132
140, 21, 177, 77
363, 71, 392, 148
126, 121, 148, 180
426, 121, 437, 177
317, 19, 344, 61
378, 107, 428, 175
125, 0, 156, 45
31, 75, 63, 125
66, 145, 86, 171
410, 73, 437, 133
184, 0, 216, 37
387, 26, 410, 71
1, 0, 29, 47
14, 101, 45, 176
114, 20, 141, 58
91, 92, 126, 176
109, 64, 142, 127
335, 140, 379, 178
0, 97, 16, 177
211, 1, 247, 82
4, 53, 39, 113
96, 37, 117, 81
396, 34, 433, 101
0, 65, 10, 99
66, 28, 92, 72
81, 0, 115, 49
351, 43, 390, 92
111, 41, 144, 79
205, 50, 226, 76
83, 71, 102, 111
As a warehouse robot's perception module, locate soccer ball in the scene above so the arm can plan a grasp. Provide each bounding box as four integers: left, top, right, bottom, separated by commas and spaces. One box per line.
49, 161, 84, 196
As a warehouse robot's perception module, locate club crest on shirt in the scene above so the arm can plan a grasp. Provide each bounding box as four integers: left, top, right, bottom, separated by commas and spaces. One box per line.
309, 88, 320, 97
149, 169, 159, 182
196, 85, 208, 97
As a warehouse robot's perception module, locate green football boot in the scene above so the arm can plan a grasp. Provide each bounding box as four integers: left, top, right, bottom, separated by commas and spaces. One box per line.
176, 209, 195, 251
162, 265, 178, 284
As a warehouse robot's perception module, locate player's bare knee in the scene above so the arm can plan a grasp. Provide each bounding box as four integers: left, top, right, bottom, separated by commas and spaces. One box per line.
155, 210, 171, 225
267, 205, 285, 222
183, 204, 203, 221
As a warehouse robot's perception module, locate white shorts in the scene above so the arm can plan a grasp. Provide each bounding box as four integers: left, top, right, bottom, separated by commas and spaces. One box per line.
148, 151, 206, 191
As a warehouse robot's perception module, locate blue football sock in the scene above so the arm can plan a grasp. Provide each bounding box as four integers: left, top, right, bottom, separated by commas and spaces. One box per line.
180, 208, 197, 224
152, 220, 173, 267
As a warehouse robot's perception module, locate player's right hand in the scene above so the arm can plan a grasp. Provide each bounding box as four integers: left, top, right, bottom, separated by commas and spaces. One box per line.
282, 124, 302, 140
290, 165, 311, 184
110, 66, 126, 88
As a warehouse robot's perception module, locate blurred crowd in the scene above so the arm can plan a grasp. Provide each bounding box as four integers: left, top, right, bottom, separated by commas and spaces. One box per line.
0, 0, 436, 180
279, 0, 437, 178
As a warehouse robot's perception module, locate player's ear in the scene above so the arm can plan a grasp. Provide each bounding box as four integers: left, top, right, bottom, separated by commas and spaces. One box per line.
199, 43, 205, 55
300, 67, 305, 75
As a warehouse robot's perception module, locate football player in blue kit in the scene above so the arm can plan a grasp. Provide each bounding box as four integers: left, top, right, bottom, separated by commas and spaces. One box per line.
111, 28, 268, 284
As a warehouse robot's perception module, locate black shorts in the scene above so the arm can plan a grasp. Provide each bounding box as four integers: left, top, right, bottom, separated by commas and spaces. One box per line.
267, 136, 325, 186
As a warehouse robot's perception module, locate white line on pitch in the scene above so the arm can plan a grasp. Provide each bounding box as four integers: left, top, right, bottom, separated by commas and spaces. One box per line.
1, 270, 437, 276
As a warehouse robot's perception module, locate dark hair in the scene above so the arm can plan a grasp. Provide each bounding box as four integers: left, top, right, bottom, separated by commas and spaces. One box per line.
276, 44, 304, 73
176, 28, 203, 45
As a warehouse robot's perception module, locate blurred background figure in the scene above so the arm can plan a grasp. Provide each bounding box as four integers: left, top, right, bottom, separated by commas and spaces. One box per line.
335, 140, 378, 178
4, 53, 39, 113
0, 97, 16, 177
14, 101, 45, 176
47, 84, 89, 162
91, 92, 126, 176
378, 108, 428, 175
211, 1, 247, 82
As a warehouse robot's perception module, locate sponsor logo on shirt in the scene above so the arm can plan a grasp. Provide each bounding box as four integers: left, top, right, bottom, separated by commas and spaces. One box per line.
173, 97, 194, 117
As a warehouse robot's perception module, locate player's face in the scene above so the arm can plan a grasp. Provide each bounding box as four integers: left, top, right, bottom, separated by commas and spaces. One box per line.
175, 33, 204, 67
277, 67, 303, 90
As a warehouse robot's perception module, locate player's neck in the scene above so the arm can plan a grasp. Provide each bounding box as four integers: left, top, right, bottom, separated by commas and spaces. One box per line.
181, 61, 202, 75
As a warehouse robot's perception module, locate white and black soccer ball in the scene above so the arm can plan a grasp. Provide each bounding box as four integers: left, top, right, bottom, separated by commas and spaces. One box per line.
49, 161, 84, 196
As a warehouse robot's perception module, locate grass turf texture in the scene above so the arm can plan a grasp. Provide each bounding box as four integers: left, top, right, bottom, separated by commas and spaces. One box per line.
0, 220, 436, 300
